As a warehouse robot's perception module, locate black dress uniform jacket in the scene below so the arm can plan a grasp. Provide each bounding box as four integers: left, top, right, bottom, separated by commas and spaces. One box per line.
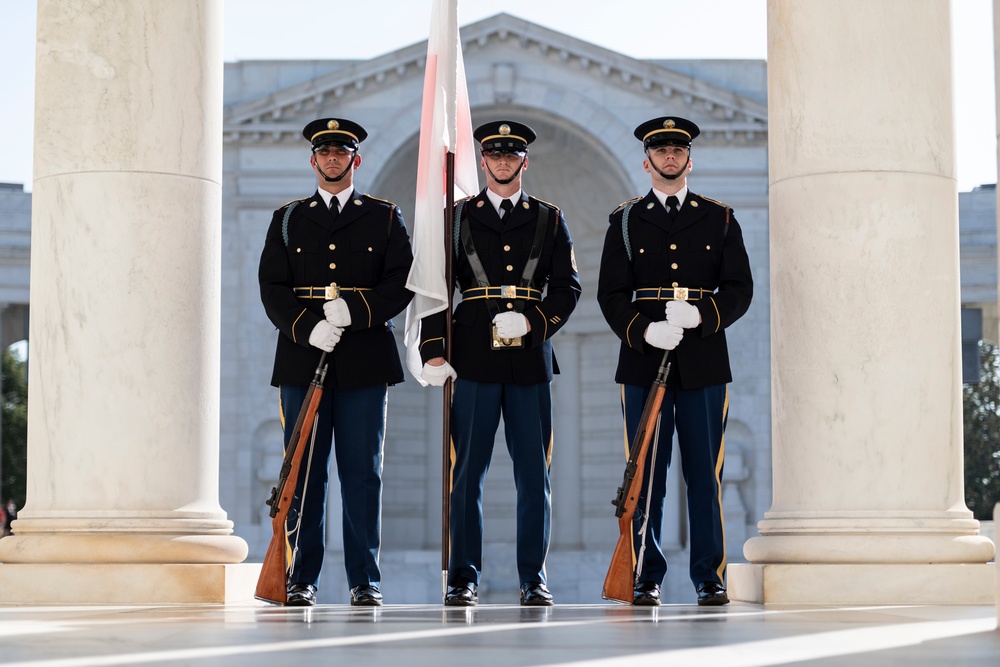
259, 190, 414, 388
597, 190, 753, 389
419, 190, 581, 385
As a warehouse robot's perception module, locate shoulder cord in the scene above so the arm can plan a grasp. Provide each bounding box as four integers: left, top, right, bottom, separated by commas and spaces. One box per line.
281, 201, 301, 248
621, 201, 636, 261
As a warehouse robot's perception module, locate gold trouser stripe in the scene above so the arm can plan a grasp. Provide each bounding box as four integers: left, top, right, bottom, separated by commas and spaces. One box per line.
276, 392, 293, 569
620, 385, 630, 459
619, 384, 638, 571
714, 385, 730, 581
546, 423, 554, 469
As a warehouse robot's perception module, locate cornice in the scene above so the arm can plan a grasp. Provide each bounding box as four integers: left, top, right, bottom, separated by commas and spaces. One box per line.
223, 12, 768, 143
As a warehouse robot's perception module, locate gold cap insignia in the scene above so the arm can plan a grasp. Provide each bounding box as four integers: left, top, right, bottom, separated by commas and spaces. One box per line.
664, 119, 675, 129
328, 120, 340, 131
499, 124, 511, 136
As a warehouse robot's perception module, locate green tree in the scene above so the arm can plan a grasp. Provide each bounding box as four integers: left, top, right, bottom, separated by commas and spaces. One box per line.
964, 341, 1000, 520
0, 348, 27, 511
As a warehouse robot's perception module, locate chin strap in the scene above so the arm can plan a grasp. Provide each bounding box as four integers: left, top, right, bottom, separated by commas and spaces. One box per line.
314, 148, 357, 183
316, 161, 353, 183
485, 157, 526, 185
648, 154, 690, 181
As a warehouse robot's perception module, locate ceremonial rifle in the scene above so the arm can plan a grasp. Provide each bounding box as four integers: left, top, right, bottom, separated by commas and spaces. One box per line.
602, 351, 671, 604
255, 352, 329, 605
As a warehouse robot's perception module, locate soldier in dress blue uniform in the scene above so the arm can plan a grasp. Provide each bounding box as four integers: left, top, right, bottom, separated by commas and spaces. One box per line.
597, 116, 753, 606
259, 117, 414, 607
418, 120, 581, 606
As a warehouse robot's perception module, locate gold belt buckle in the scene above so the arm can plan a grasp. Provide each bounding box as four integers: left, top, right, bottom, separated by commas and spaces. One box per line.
324, 283, 341, 300
501, 285, 517, 299
673, 287, 690, 300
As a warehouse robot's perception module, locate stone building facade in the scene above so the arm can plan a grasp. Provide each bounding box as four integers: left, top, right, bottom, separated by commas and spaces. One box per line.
222, 13, 769, 604
0, 13, 994, 605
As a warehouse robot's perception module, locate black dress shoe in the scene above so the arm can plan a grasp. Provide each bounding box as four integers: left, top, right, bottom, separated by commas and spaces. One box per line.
633, 581, 661, 606
444, 580, 478, 606
350, 584, 383, 606
696, 581, 729, 606
286, 583, 317, 607
519, 582, 554, 606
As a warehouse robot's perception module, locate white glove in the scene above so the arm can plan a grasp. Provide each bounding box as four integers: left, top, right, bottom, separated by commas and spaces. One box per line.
665, 299, 701, 329
421, 361, 457, 387
644, 321, 684, 351
324, 298, 352, 327
308, 320, 343, 352
492, 312, 529, 339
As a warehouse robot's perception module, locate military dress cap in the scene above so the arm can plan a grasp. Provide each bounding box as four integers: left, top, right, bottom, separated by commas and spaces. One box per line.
302, 117, 368, 150
474, 120, 536, 152
634, 116, 701, 148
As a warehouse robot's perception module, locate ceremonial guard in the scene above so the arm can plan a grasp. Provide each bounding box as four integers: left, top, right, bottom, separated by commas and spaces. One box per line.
259, 117, 414, 606
597, 116, 752, 606
418, 120, 581, 606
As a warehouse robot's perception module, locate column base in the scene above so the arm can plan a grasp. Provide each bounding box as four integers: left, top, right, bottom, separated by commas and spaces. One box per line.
0, 533, 249, 564
0, 563, 263, 605
729, 562, 996, 605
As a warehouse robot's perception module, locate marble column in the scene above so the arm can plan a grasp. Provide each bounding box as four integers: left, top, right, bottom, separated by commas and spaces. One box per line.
994, 0, 1000, 622
0, 0, 253, 604
729, 0, 995, 604
996, 0, 1000, 347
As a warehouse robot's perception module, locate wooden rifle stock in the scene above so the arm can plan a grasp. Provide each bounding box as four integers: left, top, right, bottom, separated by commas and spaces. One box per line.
255, 353, 329, 605
602, 352, 671, 604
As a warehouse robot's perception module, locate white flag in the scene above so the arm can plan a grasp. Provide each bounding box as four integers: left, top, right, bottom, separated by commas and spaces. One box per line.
403, 0, 479, 385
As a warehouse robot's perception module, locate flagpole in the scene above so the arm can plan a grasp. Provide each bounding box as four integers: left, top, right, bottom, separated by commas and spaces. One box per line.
402, 0, 474, 600
441, 151, 456, 597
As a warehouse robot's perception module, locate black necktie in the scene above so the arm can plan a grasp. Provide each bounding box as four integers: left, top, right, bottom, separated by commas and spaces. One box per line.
666, 195, 679, 220
499, 198, 513, 220
330, 196, 340, 220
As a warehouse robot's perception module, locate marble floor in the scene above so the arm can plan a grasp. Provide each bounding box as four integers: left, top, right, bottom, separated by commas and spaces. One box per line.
0, 602, 997, 667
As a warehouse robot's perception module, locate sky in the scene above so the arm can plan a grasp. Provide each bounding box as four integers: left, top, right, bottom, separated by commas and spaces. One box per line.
0, 0, 995, 193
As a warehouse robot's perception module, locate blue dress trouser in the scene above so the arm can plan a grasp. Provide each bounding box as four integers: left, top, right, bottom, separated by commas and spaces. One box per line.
448, 378, 553, 586
280, 383, 386, 590
622, 382, 728, 588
